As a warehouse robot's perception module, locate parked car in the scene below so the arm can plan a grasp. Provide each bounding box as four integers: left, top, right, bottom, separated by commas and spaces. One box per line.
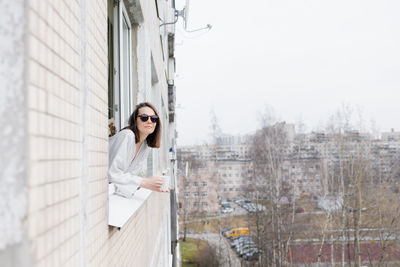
233, 238, 254, 248
231, 237, 253, 248
235, 198, 245, 204
222, 207, 234, 213
230, 234, 249, 242
221, 228, 232, 236
295, 207, 305, 213
221, 202, 231, 208
237, 242, 256, 251
237, 244, 257, 255
243, 249, 260, 261
347, 206, 367, 212
239, 246, 258, 257
226, 227, 250, 239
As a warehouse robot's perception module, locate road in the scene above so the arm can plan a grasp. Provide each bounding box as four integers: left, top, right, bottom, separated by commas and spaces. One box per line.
179, 201, 249, 224
179, 203, 259, 266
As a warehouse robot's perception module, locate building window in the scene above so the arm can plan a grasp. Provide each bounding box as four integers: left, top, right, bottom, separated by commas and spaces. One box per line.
192, 192, 199, 197
201, 181, 207, 187
193, 202, 199, 207
201, 191, 208, 197
108, 0, 134, 134
202, 202, 208, 207
107, 0, 142, 229
120, 9, 132, 127
184, 192, 190, 198
193, 182, 198, 187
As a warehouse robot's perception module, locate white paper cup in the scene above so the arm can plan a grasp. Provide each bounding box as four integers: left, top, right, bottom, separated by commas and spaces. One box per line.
160, 176, 170, 192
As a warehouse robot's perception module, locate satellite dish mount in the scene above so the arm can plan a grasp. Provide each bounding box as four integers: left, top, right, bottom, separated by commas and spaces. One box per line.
160, 0, 212, 32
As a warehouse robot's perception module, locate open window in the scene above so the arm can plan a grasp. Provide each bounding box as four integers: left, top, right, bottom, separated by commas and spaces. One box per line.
108, 0, 134, 135
107, 0, 146, 229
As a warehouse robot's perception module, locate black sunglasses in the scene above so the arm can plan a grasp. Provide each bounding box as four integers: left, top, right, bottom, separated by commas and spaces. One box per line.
138, 114, 159, 123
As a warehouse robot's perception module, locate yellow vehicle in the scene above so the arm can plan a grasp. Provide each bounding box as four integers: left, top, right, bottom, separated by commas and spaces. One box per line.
226, 227, 250, 238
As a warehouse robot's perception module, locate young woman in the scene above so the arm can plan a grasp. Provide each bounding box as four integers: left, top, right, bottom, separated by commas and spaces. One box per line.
108, 102, 167, 198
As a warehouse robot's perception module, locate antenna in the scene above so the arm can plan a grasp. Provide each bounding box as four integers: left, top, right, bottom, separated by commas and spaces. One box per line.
184, 0, 190, 30
183, 0, 212, 33
160, 0, 211, 32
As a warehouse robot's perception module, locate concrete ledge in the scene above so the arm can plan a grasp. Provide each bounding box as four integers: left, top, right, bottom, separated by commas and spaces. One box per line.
108, 184, 152, 229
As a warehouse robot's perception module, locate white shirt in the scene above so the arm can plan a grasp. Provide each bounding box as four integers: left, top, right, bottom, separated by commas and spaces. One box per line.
108, 129, 150, 198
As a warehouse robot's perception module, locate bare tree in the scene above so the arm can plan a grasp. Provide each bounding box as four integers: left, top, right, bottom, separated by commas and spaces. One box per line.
177, 151, 207, 241
251, 120, 296, 266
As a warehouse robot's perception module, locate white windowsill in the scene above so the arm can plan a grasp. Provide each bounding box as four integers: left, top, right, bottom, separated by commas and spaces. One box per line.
108, 183, 152, 229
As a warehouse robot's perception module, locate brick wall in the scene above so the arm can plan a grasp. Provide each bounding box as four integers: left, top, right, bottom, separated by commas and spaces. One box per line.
26, 0, 171, 266
27, 0, 83, 265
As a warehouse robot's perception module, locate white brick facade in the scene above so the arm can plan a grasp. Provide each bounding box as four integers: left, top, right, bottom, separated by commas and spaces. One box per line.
0, 0, 178, 266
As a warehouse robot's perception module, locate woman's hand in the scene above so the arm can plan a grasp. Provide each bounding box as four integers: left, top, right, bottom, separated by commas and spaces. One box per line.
140, 176, 169, 192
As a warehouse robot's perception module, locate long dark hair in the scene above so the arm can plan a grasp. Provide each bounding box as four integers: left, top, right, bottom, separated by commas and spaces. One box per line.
124, 102, 161, 148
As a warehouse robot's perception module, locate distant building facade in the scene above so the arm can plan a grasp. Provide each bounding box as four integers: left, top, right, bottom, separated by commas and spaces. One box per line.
177, 160, 219, 215
177, 136, 254, 215
176, 125, 400, 214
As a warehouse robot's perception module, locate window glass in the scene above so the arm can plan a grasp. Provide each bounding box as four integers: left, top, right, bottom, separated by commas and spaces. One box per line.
108, 1, 132, 132
121, 14, 131, 127
107, 2, 115, 136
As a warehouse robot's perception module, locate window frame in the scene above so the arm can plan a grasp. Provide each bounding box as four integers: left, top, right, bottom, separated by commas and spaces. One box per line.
108, 1, 141, 229
112, 1, 133, 131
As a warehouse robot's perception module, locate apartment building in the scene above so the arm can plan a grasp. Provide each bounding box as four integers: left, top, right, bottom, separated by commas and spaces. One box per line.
283, 156, 328, 197
303, 130, 400, 192
381, 129, 400, 142
177, 136, 254, 215
1, 0, 179, 266
176, 126, 400, 216
216, 160, 253, 200
177, 160, 219, 216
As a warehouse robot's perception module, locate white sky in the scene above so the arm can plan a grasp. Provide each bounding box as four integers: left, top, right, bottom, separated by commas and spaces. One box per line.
174, 0, 400, 146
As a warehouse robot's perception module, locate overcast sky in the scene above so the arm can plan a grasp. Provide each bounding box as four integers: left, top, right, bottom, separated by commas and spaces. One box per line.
174, 0, 400, 146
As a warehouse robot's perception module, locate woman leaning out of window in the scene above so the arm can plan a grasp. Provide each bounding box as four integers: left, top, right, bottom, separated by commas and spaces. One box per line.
108, 102, 168, 198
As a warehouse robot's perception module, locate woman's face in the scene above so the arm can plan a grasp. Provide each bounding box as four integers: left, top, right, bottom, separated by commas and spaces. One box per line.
137, 106, 158, 138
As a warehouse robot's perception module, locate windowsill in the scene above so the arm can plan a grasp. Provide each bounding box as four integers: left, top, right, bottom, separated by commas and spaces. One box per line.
108, 183, 152, 229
